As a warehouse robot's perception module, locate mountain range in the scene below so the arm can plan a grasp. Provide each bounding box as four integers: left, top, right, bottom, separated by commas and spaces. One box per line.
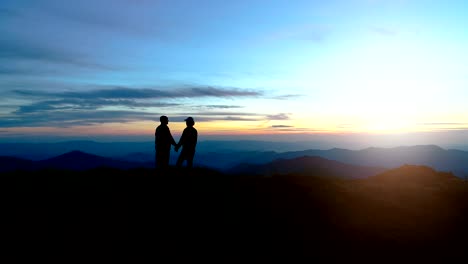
2, 141, 468, 177
229, 156, 385, 178
0, 150, 384, 179
0, 150, 152, 172
202, 144, 468, 176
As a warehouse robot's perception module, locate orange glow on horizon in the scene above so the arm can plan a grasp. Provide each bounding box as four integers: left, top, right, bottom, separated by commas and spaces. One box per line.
3, 119, 466, 138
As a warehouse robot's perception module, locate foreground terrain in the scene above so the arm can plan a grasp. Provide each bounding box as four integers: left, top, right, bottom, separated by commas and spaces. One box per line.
4, 166, 468, 261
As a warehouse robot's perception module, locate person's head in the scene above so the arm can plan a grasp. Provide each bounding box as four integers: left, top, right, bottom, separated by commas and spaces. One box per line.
185, 117, 195, 127
160, 115, 169, 125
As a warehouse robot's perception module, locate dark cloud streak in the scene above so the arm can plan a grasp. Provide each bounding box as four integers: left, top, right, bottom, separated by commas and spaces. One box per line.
271, 125, 293, 128
197, 105, 244, 109
14, 86, 262, 99
13, 99, 179, 114
4, 84, 292, 128
177, 111, 259, 116
0, 65, 57, 75
270, 94, 303, 100
0, 109, 261, 128
0, 110, 157, 128
266, 113, 290, 120
223, 116, 262, 121
0, 36, 118, 71
2, 84, 267, 127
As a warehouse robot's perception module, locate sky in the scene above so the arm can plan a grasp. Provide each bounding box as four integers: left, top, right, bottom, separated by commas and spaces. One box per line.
1, 0, 468, 145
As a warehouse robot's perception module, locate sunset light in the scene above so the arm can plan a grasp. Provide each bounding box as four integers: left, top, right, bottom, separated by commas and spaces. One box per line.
4, 2, 468, 258
1, 0, 468, 144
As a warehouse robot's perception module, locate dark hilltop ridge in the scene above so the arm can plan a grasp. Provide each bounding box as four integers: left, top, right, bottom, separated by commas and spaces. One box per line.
40, 150, 145, 171
0, 150, 153, 172
229, 155, 386, 178
1, 144, 467, 261
4, 163, 468, 261
371, 164, 460, 184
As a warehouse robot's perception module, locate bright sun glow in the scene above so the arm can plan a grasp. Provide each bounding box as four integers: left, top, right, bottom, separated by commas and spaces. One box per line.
1, 1, 468, 140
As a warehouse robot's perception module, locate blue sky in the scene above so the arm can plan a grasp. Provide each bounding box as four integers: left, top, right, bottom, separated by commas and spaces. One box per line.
1, 0, 468, 144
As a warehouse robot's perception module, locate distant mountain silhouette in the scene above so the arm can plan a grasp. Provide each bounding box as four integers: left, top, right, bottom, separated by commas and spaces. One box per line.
3, 142, 468, 176
369, 164, 460, 184
229, 156, 385, 178
187, 145, 468, 175
0, 156, 37, 172
274, 145, 468, 177
118, 152, 154, 163
0, 150, 152, 172
40, 150, 146, 171
0, 141, 152, 160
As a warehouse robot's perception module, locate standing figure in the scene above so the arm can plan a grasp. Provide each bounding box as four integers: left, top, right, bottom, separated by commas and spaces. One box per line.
155, 115, 176, 169
175, 117, 198, 168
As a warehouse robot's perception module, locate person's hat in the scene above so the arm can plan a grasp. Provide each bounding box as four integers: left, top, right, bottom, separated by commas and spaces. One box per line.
185, 117, 194, 122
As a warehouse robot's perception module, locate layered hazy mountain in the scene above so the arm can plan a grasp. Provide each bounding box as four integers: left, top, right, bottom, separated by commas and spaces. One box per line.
229, 156, 385, 178
0, 141, 468, 177
0, 150, 152, 172
2, 141, 468, 177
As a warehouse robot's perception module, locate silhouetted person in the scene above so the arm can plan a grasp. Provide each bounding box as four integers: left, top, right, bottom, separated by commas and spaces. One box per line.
175, 117, 198, 168
155, 115, 176, 169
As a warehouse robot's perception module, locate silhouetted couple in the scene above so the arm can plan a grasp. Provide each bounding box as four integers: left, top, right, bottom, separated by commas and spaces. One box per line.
155, 116, 198, 170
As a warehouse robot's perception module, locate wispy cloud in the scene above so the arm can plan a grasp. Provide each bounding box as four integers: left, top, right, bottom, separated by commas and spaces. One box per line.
430, 128, 468, 132
0, 65, 58, 75
224, 116, 262, 121
177, 111, 258, 116
0, 37, 116, 70
1, 110, 225, 128
2, 85, 268, 128
256, 126, 321, 133
196, 105, 244, 109
266, 113, 290, 120
14, 86, 262, 99
271, 125, 293, 128
417, 123, 468, 131
419, 122, 468, 126
0, 109, 265, 128
13, 99, 179, 114
1, 108, 292, 127
173, 111, 263, 122
39, 0, 167, 37
0, 110, 154, 127
270, 94, 303, 100
272, 127, 321, 132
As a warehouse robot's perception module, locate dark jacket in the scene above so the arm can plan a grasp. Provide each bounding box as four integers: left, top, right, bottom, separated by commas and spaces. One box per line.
178, 127, 198, 153
155, 124, 176, 150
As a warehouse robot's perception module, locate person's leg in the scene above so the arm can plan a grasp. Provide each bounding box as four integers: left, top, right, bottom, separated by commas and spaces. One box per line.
176, 151, 184, 167
155, 150, 161, 168
186, 153, 194, 169
157, 149, 171, 171
155, 151, 157, 168
166, 149, 172, 168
